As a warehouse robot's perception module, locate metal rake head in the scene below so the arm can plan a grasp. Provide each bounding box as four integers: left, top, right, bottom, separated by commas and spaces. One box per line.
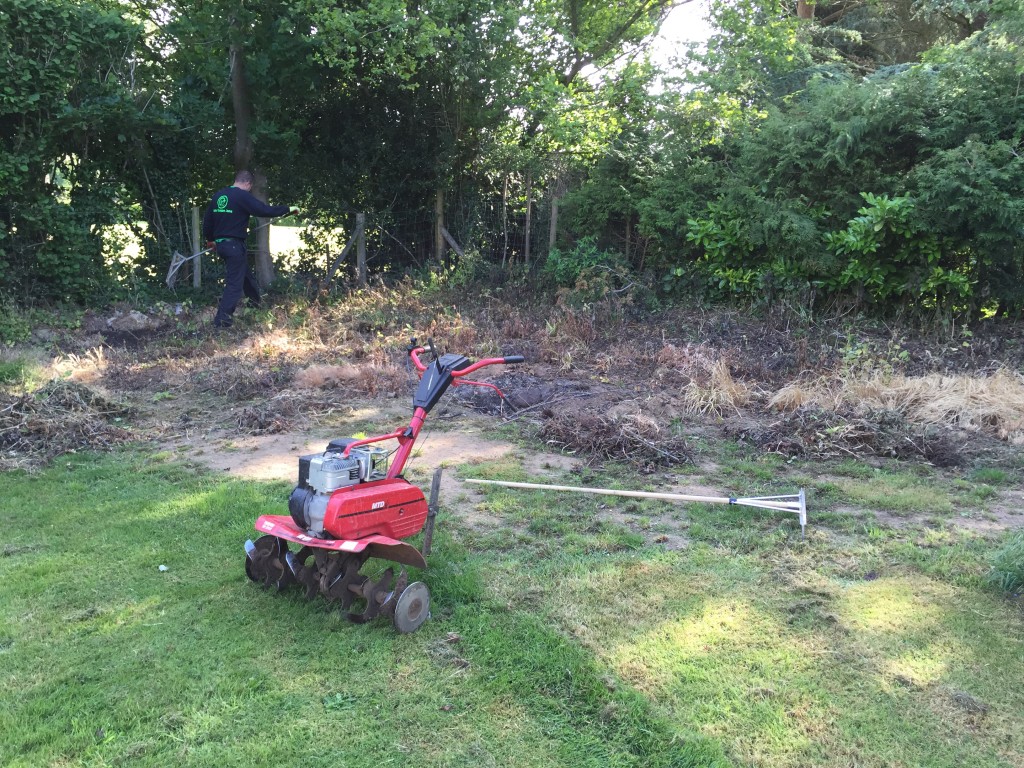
166, 251, 187, 290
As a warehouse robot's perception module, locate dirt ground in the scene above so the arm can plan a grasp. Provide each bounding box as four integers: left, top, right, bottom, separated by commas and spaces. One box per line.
3, 294, 1023, 538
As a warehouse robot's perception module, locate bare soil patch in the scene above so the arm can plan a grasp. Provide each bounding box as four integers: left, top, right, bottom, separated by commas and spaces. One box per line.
182, 428, 516, 484
177, 422, 594, 536
7, 296, 1024, 535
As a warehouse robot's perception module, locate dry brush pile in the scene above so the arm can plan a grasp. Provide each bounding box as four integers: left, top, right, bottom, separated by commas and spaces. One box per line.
639, 338, 1024, 465
0, 381, 133, 470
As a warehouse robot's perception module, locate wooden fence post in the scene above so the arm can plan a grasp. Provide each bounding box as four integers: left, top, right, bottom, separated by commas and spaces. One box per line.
524, 171, 532, 267
434, 189, 445, 264
356, 212, 367, 288
322, 215, 365, 288
440, 227, 464, 260
501, 175, 509, 267
191, 206, 202, 287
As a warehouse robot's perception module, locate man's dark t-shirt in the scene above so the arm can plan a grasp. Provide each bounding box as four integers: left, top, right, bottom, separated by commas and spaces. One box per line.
203, 186, 289, 242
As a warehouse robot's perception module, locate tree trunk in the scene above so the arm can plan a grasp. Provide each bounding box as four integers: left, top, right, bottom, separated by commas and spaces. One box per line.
252, 167, 275, 286
229, 38, 252, 173
230, 30, 274, 285
625, 214, 631, 267
797, 0, 814, 20
191, 206, 202, 287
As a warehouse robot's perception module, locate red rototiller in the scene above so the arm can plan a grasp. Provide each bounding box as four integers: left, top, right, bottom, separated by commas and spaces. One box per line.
244, 340, 523, 633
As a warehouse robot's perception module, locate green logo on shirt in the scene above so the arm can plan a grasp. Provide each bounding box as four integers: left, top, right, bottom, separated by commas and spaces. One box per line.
216, 194, 231, 212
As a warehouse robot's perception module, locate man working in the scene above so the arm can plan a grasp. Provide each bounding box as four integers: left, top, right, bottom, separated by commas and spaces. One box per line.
202, 170, 299, 328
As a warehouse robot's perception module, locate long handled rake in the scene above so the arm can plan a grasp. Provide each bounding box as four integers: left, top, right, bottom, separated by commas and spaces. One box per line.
166, 246, 213, 289
165, 219, 276, 289
466, 479, 808, 537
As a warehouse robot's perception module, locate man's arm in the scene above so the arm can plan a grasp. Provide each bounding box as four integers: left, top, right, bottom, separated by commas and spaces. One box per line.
236, 189, 290, 219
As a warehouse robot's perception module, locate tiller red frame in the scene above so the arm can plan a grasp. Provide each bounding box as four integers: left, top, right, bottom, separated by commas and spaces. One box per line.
245, 341, 523, 633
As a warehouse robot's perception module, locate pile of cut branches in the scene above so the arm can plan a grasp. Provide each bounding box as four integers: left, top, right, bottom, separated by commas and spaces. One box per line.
725, 407, 965, 466
540, 409, 690, 469
0, 381, 133, 470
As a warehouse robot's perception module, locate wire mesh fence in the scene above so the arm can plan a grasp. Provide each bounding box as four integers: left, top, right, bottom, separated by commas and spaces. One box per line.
144, 182, 562, 293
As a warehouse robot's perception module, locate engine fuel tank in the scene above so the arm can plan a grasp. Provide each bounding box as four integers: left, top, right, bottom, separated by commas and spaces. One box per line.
323, 478, 429, 541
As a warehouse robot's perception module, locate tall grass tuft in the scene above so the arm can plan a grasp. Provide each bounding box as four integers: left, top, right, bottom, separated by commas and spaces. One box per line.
683, 359, 757, 416
987, 531, 1024, 596
769, 368, 1024, 442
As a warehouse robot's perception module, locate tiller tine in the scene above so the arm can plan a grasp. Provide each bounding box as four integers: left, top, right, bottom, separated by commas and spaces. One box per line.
285, 548, 321, 600
324, 555, 368, 610
244, 535, 294, 591
347, 567, 407, 624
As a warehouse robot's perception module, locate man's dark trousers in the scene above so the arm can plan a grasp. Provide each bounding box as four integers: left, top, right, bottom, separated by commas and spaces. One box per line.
214, 239, 260, 327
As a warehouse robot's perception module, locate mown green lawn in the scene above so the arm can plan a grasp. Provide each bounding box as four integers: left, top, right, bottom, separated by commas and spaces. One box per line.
1, 449, 1022, 767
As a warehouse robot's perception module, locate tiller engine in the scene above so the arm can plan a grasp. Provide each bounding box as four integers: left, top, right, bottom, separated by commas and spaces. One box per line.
244, 341, 522, 633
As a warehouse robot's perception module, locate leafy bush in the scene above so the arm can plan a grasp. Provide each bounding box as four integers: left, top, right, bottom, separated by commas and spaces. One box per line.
987, 531, 1024, 596
0, 359, 25, 383
0, 302, 32, 346
664, 198, 823, 306
600, 5, 1024, 317
0, 0, 153, 303
824, 193, 971, 308
544, 237, 620, 287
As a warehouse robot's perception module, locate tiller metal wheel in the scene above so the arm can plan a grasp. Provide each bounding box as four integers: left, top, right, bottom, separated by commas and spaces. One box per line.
392, 582, 431, 634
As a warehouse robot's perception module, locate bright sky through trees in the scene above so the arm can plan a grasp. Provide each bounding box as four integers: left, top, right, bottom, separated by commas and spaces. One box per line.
652, 0, 713, 66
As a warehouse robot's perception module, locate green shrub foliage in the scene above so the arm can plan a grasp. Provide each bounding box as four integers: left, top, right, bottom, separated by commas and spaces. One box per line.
1, 0, 1021, 318
570, 1, 1024, 317
0, 0, 155, 302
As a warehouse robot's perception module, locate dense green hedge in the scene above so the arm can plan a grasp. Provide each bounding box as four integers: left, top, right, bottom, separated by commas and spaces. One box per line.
566, 4, 1024, 318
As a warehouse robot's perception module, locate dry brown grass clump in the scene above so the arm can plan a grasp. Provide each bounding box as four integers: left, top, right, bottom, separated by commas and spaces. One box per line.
769, 369, 1024, 443
0, 380, 132, 470
426, 313, 480, 351
540, 408, 690, 468
856, 370, 1024, 442
655, 342, 714, 374
724, 408, 965, 466
683, 359, 759, 416
196, 358, 282, 401
501, 315, 539, 339
52, 347, 107, 385
293, 364, 370, 389
241, 329, 312, 360
292, 362, 407, 396
552, 308, 598, 346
